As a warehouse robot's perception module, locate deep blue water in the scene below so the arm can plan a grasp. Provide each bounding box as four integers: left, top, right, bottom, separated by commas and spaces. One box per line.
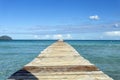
0, 40, 120, 80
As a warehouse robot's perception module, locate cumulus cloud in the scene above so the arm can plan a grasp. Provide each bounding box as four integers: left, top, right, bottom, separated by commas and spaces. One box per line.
34, 35, 38, 38
114, 24, 119, 28
34, 35, 51, 39
89, 15, 99, 20
105, 31, 120, 36
33, 34, 72, 39
53, 34, 63, 39
66, 34, 72, 39
53, 34, 72, 39
34, 35, 40, 39
45, 35, 50, 38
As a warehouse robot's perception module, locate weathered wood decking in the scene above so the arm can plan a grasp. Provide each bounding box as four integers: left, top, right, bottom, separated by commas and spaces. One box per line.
8, 41, 113, 80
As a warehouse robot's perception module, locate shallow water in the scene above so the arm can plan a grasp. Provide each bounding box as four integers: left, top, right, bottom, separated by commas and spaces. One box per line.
0, 40, 120, 80
67, 40, 120, 80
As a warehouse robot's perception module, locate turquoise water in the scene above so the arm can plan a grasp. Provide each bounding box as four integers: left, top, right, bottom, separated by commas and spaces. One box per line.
0, 40, 120, 80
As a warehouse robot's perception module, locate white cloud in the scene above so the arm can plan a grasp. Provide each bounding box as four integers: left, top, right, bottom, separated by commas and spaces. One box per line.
66, 34, 72, 39
34, 35, 41, 39
45, 35, 50, 38
52, 34, 72, 39
53, 34, 63, 39
34, 35, 51, 39
114, 24, 119, 27
34, 35, 39, 38
89, 15, 99, 20
105, 31, 120, 36
33, 34, 72, 40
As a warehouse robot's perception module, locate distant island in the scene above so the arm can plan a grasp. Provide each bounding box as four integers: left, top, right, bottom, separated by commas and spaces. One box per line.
0, 35, 12, 40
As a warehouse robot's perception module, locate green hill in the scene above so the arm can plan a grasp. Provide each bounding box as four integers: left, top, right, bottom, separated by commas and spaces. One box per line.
0, 35, 12, 40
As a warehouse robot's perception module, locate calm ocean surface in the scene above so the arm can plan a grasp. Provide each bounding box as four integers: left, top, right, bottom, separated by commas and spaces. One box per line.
0, 40, 120, 80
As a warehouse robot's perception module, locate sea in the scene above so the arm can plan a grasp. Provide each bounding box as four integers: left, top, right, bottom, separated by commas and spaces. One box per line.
0, 40, 120, 80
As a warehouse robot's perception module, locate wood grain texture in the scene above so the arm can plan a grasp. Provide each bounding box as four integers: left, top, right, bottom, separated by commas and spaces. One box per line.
8, 41, 113, 80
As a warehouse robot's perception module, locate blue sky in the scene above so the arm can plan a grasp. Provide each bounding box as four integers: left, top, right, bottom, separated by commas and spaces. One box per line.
0, 0, 120, 40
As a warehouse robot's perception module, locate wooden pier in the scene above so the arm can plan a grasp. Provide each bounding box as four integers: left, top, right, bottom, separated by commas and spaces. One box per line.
8, 40, 113, 80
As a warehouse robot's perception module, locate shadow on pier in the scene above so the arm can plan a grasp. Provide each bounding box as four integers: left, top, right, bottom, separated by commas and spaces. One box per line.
8, 69, 38, 80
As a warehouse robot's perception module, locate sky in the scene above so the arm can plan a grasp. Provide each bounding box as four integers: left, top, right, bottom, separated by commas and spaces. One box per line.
0, 0, 120, 40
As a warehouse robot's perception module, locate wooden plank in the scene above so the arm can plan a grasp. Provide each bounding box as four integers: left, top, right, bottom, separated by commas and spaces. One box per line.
8, 40, 113, 80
